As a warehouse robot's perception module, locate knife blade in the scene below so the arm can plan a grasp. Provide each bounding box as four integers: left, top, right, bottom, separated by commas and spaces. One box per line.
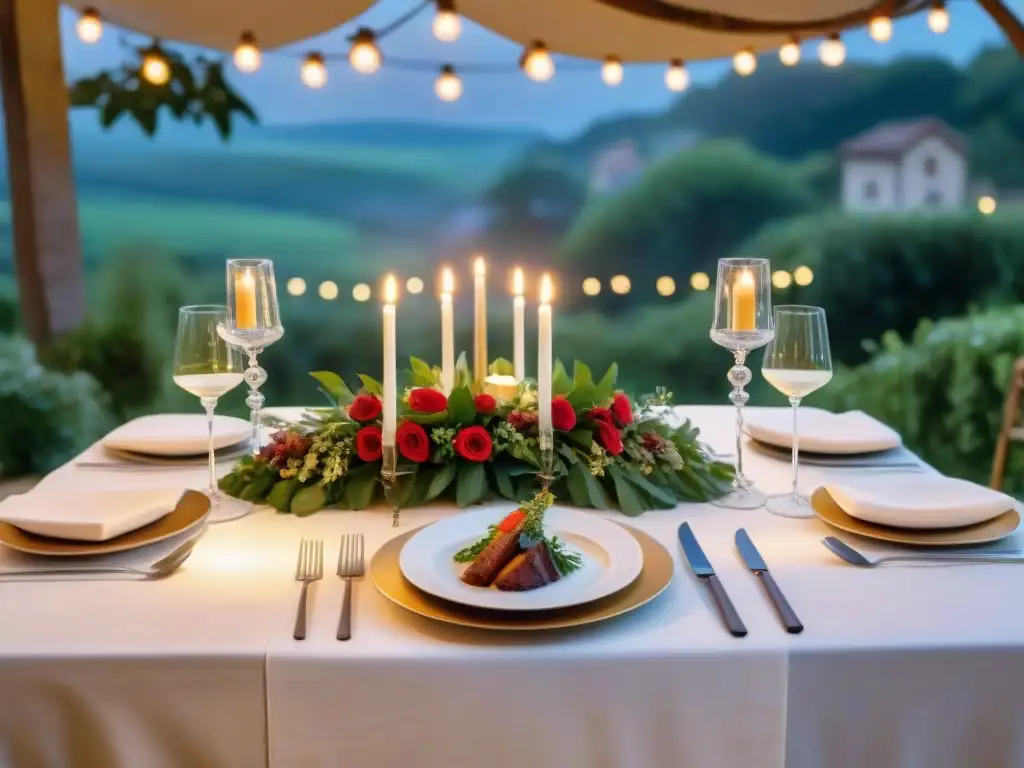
678, 523, 747, 637
735, 528, 803, 634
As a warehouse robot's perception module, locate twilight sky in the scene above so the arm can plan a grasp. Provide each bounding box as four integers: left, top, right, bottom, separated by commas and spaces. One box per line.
59, 0, 1022, 138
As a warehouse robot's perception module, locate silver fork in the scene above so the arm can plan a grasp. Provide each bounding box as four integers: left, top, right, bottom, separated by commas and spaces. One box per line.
293, 538, 323, 640
336, 533, 365, 641
823, 537, 1024, 566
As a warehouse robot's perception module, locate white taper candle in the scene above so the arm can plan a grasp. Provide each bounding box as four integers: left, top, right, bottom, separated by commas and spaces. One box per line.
538, 273, 553, 434
382, 274, 398, 445
440, 267, 455, 394
512, 267, 525, 381
473, 256, 487, 385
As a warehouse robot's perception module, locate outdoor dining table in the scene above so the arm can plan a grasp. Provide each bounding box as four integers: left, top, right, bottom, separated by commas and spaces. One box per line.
2, 405, 1023, 768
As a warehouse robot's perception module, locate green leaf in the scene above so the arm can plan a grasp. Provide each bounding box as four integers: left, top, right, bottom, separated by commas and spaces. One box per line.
447, 386, 476, 425
510, 441, 541, 468
552, 360, 572, 396
566, 383, 598, 410
456, 462, 487, 507
425, 461, 457, 501
595, 363, 619, 400
239, 473, 275, 502
608, 465, 646, 516
403, 410, 449, 426
625, 471, 678, 508
564, 429, 594, 450
409, 357, 435, 387
358, 374, 383, 395
344, 472, 378, 510
492, 462, 516, 500
100, 93, 126, 127
266, 478, 299, 512
309, 371, 354, 404
290, 484, 327, 516
565, 461, 594, 507
490, 357, 514, 376
573, 361, 594, 389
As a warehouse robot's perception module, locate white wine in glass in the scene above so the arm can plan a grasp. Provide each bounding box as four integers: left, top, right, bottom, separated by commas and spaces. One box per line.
761, 305, 833, 518
173, 305, 251, 523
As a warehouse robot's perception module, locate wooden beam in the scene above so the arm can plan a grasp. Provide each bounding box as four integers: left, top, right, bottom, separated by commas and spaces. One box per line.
976, 0, 1024, 55
0, 0, 86, 346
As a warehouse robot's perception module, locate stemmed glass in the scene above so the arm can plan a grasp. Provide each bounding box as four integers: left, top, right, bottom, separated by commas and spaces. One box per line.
710, 258, 774, 509
762, 306, 833, 518
173, 305, 252, 522
218, 259, 284, 454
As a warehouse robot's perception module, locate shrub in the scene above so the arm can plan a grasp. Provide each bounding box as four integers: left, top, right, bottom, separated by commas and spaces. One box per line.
813, 306, 1024, 492
739, 211, 1024, 364
0, 335, 114, 477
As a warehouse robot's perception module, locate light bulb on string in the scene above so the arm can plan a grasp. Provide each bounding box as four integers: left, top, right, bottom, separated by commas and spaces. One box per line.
928, 1, 949, 33
350, 28, 381, 74
141, 45, 170, 86
819, 33, 846, 67
521, 41, 554, 82
234, 32, 261, 73
665, 59, 689, 92
869, 14, 893, 42
733, 48, 757, 76
76, 7, 103, 43
779, 37, 801, 66
433, 0, 461, 42
301, 53, 327, 88
435, 65, 462, 102
602, 56, 623, 86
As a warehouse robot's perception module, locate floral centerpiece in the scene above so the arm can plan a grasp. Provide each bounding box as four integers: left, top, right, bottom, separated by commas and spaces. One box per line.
218, 357, 734, 516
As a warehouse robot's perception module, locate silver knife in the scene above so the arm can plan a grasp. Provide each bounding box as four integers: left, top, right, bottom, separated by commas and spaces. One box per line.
678, 523, 747, 637
735, 529, 803, 634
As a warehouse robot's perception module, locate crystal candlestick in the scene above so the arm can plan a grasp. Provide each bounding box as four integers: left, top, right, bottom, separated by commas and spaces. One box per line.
244, 347, 268, 455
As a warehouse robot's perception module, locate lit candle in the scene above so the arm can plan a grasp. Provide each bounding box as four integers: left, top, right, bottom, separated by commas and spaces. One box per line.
473, 255, 488, 386
730, 269, 756, 331
235, 269, 257, 329
537, 274, 553, 435
512, 267, 525, 381
440, 267, 455, 394
382, 274, 398, 446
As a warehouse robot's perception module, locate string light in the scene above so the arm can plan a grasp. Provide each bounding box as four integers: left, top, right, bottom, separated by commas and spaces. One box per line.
521, 41, 554, 82
978, 195, 997, 215
610, 275, 631, 295
793, 266, 814, 286
690, 272, 710, 291
234, 32, 261, 73
435, 65, 462, 102
582, 277, 601, 296
141, 46, 170, 86
319, 280, 339, 300
406, 277, 425, 294
928, 0, 950, 33
352, 283, 372, 302
665, 60, 689, 92
656, 276, 676, 297
779, 38, 801, 66
432, 0, 461, 43
76, 7, 103, 44
350, 28, 382, 74
602, 56, 624, 86
733, 48, 757, 76
286, 277, 306, 296
301, 53, 327, 88
819, 33, 846, 67
771, 270, 792, 289
869, 14, 893, 42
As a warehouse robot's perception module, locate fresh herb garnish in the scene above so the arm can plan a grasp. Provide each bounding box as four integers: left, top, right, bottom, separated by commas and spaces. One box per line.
546, 535, 583, 575
453, 524, 499, 563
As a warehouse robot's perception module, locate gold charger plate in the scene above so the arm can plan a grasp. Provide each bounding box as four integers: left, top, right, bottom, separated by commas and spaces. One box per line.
811, 486, 1020, 546
0, 489, 210, 556
371, 523, 673, 631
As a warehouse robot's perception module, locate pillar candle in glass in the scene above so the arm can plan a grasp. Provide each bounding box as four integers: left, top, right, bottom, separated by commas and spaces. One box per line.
440, 267, 455, 394
537, 273, 553, 436
512, 267, 525, 381
473, 255, 488, 386
382, 274, 398, 446
234, 270, 258, 330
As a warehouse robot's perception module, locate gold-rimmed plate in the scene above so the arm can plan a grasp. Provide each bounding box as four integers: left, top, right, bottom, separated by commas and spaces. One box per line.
811, 486, 1020, 547
0, 489, 210, 557
371, 523, 673, 631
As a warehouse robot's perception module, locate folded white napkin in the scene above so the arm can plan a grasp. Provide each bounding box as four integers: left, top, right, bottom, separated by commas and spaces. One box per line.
745, 408, 901, 454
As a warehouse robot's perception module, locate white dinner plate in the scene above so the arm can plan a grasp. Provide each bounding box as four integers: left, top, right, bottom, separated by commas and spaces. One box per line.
0, 487, 186, 542
399, 506, 645, 611
826, 475, 1016, 529
101, 414, 251, 456
744, 407, 902, 455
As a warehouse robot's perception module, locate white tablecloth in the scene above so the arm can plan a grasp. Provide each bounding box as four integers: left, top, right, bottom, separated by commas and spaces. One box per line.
2, 406, 1023, 768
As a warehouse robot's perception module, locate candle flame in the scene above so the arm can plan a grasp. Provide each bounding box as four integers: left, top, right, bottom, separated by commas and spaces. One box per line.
441, 267, 455, 294
512, 267, 525, 296
540, 273, 553, 304
473, 255, 487, 277
240, 269, 255, 288
383, 274, 398, 304
738, 269, 754, 287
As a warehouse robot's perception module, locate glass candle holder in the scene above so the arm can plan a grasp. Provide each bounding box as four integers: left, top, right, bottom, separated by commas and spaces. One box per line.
710, 257, 774, 509
218, 259, 284, 454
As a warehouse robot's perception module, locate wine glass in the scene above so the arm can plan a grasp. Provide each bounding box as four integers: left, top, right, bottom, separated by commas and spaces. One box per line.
218, 259, 284, 455
710, 257, 774, 509
761, 305, 833, 518
173, 305, 252, 523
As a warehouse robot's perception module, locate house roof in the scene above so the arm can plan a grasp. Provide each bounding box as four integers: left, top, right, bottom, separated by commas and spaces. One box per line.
839, 117, 967, 161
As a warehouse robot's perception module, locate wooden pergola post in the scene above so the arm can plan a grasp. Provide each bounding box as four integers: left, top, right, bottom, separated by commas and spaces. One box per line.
0, 0, 86, 346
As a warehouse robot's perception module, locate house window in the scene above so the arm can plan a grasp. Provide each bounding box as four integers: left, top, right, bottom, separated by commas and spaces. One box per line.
924, 156, 938, 177
864, 180, 879, 200
925, 190, 943, 207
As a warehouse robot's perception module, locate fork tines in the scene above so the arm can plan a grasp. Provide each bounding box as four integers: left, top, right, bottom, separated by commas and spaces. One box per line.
296, 538, 324, 580
337, 533, 365, 577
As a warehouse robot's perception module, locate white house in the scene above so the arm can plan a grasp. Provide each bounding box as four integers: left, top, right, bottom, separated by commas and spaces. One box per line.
839, 117, 968, 213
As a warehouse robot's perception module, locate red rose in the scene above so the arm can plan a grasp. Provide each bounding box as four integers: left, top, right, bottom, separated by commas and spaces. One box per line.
349, 394, 382, 422
642, 432, 667, 454
552, 396, 577, 431
507, 410, 537, 432
588, 407, 614, 425
355, 426, 383, 462
611, 394, 633, 426
409, 388, 448, 414
594, 420, 624, 456
397, 421, 431, 462
453, 425, 493, 462
474, 393, 497, 414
